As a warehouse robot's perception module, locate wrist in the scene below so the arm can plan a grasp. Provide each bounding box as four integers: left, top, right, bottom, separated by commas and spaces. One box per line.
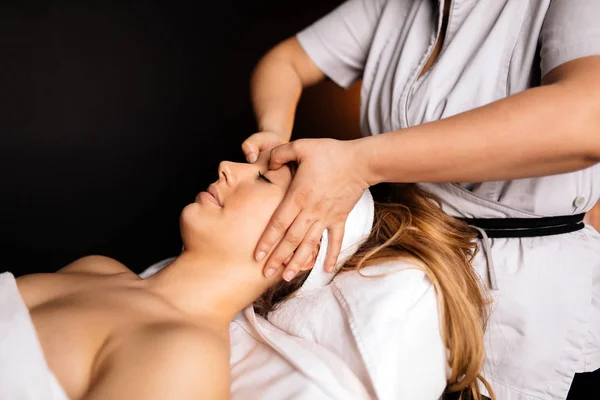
256, 122, 292, 142
352, 136, 385, 187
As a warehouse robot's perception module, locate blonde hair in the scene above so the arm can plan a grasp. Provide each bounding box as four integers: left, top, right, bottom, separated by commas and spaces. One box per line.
254, 184, 494, 399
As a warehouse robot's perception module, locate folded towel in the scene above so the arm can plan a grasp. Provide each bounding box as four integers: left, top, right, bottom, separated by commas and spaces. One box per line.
0, 272, 69, 400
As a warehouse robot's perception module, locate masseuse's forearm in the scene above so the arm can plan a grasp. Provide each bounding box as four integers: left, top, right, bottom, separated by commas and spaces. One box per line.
359, 60, 600, 185
251, 37, 326, 140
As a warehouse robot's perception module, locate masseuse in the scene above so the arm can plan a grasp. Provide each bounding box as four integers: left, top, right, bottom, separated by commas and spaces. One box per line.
241, 1, 600, 399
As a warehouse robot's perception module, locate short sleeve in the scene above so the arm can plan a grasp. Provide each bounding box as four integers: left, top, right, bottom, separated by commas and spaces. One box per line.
540, 0, 600, 77
296, 0, 388, 89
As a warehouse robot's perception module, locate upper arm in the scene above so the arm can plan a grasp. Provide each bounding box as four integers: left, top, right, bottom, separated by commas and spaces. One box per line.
294, 0, 388, 89
266, 37, 327, 88
539, 1, 600, 159
85, 325, 230, 400
540, 0, 600, 81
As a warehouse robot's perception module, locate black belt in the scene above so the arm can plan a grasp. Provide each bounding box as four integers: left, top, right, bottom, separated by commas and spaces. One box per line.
458, 213, 587, 238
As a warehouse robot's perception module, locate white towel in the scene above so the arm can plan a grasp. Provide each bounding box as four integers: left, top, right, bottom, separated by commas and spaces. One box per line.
261, 191, 448, 399
0, 272, 69, 400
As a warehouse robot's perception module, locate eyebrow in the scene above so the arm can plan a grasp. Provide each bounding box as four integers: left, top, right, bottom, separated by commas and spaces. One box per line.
261, 162, 296, 178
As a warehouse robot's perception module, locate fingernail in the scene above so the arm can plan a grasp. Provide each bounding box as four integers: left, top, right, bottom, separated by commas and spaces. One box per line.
284, 270, 296, 281
248, 153, 258, 163
265, 268, 276, 278
256, 251, 266, 261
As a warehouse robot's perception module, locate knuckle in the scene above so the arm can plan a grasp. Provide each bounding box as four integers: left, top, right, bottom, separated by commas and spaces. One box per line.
333, 212, 347, 223
306, 236, 321, 247
292, 190, 309, 207
284, 233, 302, 246
270, 219, 288, 233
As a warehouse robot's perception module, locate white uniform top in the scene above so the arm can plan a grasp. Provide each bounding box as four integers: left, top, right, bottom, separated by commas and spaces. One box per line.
296, 1, 600, 399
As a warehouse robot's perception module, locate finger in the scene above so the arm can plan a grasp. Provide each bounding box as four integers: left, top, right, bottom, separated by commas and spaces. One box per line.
262, 210, 316, 278
256, 195, 301, 261
269, 142, 299, 170
282, 252, 294, 266
241, 138, 259, 163
282, 222, 324, 281
300, 253, 316, 271
324, 224, 345, 272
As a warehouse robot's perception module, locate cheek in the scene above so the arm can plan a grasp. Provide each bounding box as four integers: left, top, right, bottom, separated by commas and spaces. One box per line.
179, 186, 285, 253
229, 195, 281, 235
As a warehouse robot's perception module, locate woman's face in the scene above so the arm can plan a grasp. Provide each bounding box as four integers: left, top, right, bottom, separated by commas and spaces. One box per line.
180, 152, 294, 261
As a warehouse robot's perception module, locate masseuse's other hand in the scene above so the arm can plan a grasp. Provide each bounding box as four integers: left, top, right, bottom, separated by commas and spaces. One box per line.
242, 131, 286, 163
256, 138, 370, 281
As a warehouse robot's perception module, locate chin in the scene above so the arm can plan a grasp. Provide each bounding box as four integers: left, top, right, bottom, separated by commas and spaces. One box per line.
180, 203, 209, 235
180, 202, 199, 222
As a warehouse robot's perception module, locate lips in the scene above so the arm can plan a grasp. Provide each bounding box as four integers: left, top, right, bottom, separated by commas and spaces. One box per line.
207, 185, 222, 207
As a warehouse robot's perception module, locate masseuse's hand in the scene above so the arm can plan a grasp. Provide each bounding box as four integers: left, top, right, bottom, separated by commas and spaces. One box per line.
241, 131, 286, 163
256, 138, 371, 281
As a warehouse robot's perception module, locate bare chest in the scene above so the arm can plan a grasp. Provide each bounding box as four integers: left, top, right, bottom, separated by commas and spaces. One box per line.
27, 283, 172, 399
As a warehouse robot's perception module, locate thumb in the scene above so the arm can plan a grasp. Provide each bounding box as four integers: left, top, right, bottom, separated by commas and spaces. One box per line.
269, 142, 299, 170
241, 137, 260, 163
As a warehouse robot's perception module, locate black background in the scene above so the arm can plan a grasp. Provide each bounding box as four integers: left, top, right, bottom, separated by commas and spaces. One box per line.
0, 1, 595, 397
0, 1, 361, 277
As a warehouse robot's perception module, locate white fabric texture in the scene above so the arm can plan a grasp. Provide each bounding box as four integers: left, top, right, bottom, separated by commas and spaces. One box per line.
0, 272, 69, 400
229, 320, 341, 400
296, 1, 600, 399
267, 262, 447, 400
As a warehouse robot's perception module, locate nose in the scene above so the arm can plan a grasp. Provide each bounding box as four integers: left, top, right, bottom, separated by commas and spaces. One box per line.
218, 161, 236, 185
218, 160, 258, 186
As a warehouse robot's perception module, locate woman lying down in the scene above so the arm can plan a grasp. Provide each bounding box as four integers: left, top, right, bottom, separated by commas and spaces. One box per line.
2, 151, 493, 400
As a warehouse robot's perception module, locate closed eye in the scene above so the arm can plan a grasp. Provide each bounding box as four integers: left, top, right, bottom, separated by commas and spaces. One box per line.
258, 171, 273, 184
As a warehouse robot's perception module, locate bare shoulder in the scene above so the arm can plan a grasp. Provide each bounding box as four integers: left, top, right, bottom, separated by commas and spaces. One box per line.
57, 255, 130, 276
88, 322, 230, 400
17, 256, 132, 308
135, 322, 230, 360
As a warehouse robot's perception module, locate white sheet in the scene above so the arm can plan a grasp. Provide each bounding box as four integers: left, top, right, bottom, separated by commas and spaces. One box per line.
258, 261, 447, 400
0, 272, 69, 400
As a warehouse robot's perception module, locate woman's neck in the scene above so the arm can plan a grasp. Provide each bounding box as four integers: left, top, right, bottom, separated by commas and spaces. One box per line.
144, 250, 267, 329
